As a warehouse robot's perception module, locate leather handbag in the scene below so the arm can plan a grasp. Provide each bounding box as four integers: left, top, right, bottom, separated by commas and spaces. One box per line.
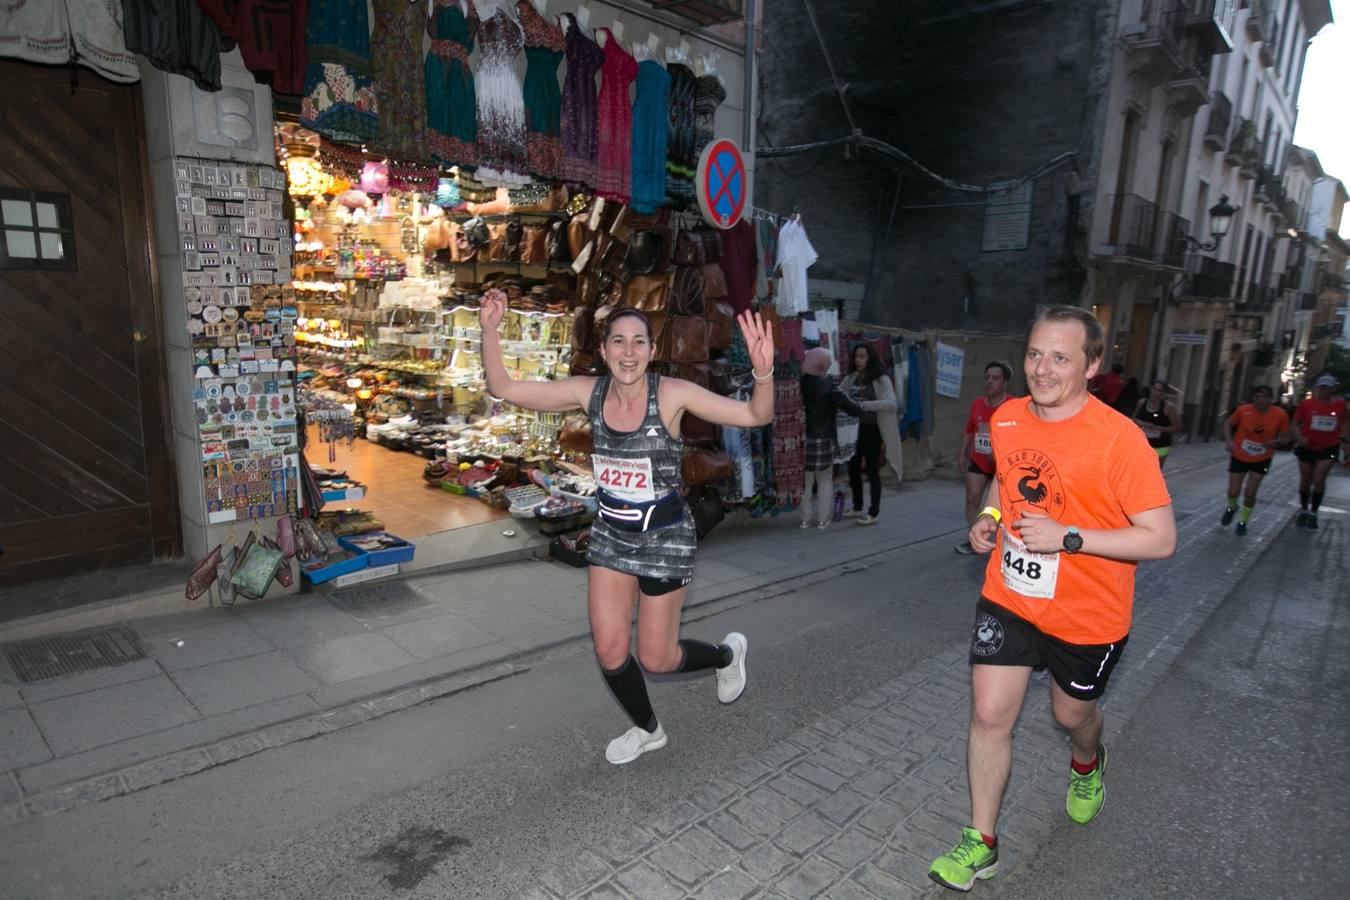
548, 219, 571, 262
521, 223, 549, 264
673, 230, 704, 267
703, 357, 734, 395
647, 310, 670, 355
671, 266, 705, 316
666, 315, 709, 362
623, 273, 672, 313
487, 222, 510, 261
462, 215, 490, 247
700, 228, 723, 264
682, 448, 733, 486
707, 301, 735, 351
571, 306, 596, 351
567, 213, 590, 260
679, 411, 720, 446
686, 485, 725, 540
701, 262, 729, 300
450, 223, 477, 262
559, 414, 594, 454
569, 350, 599, 375
623, 229, 665, 276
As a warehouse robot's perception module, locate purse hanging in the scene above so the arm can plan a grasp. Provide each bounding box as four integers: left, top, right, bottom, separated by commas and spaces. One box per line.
521, 223, 549, 263
666, 315, 709, 363
671, 266, 706, 316
681, 447, 733, 485
622, 273, 672, 313
701, 262, 729, 301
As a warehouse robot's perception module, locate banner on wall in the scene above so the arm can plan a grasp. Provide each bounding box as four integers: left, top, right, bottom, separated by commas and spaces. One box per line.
696, 139, 747, 229
935, 341, 964, 399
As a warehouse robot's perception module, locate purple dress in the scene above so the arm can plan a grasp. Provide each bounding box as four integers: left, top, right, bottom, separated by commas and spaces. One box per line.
558, 13, 603, 189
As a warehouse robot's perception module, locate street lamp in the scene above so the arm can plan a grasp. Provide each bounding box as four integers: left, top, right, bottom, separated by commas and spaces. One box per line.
1183, 195, 1236, 252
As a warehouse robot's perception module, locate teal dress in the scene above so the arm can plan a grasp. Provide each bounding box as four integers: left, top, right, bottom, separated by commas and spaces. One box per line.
630, 59, 671, 214
301, 0, 379, 144
518, 0, 564, 179
425, 0, 479, 165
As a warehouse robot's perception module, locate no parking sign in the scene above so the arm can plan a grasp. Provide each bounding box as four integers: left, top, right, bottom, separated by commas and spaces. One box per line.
696, 139, 747, 230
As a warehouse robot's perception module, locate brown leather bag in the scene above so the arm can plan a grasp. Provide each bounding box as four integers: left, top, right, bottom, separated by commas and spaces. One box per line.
707, 301, 735, 351
569, 350, 599, 375
670, 266, 705, 317
679, 412, 720, 446
521, 223, 549, 264
703, 358, 733, 395
672, 361, 710, 389
666, 315, 709, 363
699, 228, 723, 264
559, 415, 594, 454
450, 223, 477, 262
567, 213, 590, 260
623, 273, 672, 312
673, 230, 704, 267
701, 262, 729, 300
487, 222, 510, 261
682, 447, 732, 485
571, 307, 595, 352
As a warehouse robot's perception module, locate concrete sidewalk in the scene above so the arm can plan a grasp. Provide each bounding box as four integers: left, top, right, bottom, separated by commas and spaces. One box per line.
0, 443, 1235, 826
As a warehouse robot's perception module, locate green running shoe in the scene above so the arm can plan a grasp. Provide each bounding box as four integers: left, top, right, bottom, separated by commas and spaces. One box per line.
1066, 741, 1107, 824
1220, 506, 1236, 526
928, 827, 998, 892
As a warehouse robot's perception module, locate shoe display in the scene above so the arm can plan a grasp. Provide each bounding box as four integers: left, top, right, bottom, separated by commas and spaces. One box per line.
1235, 521, 1248, 536
857, 514, 877, 526
1066, 741, 1107, 824
928, 827, 998, 892
605, 723, 668, 765
955, 541, 976, 555
716, 632, 748, 703
1220, 506, 1236, 526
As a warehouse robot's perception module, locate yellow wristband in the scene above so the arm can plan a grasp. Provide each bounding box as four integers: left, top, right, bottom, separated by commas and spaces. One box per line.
979, 506, 1002, 524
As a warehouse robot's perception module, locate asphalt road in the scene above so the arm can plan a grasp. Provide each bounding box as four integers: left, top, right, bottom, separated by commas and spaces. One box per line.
2, 460, 1344, 899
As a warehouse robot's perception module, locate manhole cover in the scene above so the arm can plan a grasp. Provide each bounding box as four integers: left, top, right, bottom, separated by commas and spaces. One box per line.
2, 624, 146, 684
329, 582, 428, 619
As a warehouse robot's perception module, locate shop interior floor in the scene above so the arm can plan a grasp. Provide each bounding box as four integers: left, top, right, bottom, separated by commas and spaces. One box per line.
311, 428, 508, 540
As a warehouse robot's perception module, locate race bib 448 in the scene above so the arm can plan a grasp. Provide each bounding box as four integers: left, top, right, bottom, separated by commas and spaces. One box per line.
1000, 529, 1059, 600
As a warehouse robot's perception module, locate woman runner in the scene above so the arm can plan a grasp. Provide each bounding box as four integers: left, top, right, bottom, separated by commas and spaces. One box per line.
1131, 379, 1182, 468
479, 292, 775, 763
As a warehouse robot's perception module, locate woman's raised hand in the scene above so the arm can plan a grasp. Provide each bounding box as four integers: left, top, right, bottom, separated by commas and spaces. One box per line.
479, 288, 508, 333
737, 309, 774, 376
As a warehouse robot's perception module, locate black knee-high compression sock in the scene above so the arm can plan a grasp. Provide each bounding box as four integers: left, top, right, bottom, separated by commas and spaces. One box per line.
676, 639, 732, 672
1312, 491, 1324, 512
1300, 488, 1310, 510
602, 656, 657, 732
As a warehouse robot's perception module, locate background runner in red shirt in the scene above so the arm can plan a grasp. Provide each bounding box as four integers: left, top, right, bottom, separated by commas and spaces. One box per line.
1290, 374, 1350, 529
956, 360, 1012, 554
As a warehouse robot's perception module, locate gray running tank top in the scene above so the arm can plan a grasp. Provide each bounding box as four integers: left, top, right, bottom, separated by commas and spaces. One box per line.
584, 372, 696, 581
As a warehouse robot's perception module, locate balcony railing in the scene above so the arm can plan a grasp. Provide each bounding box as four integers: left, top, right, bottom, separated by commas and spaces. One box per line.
1108, 194, 1161, 260
1182, 0, 1237, 53
1121, 4, 1188, 86
1159, 213, 1192, 268
1240, 282, 1278, 311
1186, 256, 1236, 299
1203, 90, 1233, 150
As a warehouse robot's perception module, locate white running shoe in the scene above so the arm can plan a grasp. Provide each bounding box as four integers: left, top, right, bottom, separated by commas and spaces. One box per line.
717, 632, 749, 703
605, 724, 668, 765
857, 514, 878, 526
843, 509, 863, 519
800, 519, 812, 529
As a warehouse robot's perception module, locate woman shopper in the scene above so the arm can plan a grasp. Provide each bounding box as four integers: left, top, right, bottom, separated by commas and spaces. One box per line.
1131, 379, 1183, 468
799, 347, 864, 528
840, 343, 899, 525
480, 291, 774, 764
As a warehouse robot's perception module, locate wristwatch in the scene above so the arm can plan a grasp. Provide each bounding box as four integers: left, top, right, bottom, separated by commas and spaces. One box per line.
1063, 526, 1083, 554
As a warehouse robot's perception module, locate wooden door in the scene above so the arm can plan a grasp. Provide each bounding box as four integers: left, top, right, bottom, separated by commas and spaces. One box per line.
0, 60, 179, 588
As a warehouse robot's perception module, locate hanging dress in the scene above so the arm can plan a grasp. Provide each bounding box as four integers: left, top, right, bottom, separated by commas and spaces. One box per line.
425, 0, 479, 166
517, 0, 565, 180
371, 0, 427, 159
474, 7, 530, 187
558, 14, 603, 189
665, 61, 697, 210
693, 73, 726, 156
301, 0, 378, 144
630, 58, 671, 214
594, 30, 637, 202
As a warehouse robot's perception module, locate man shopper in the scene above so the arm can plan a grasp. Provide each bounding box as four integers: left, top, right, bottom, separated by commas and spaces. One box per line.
1290, 374, 1349, 529
928, 306, 1175, 892
956, 361, 1012, 554
1222, 385, 1289, 536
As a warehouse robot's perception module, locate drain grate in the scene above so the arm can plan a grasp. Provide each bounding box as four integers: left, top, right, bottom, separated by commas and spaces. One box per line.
329, 582, 428, 619
2, 624, 147, 684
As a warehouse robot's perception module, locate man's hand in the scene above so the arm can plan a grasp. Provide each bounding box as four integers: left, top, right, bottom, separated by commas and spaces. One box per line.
1010, 512, 1067, 554
969, 514, 999, 554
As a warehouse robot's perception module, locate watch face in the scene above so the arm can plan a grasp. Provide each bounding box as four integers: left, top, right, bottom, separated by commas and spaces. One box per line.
1064, 531, 1084, 552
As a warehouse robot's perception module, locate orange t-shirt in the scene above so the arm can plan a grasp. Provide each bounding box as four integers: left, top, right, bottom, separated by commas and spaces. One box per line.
982, 395, 1172, 645
1227, 404, 1289, 462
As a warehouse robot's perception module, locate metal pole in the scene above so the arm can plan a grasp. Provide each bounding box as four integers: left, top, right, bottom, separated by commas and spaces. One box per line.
743, 0, 757, 207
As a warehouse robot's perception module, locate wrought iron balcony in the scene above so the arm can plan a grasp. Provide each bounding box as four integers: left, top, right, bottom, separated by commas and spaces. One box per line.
651, 0, 743, 27
1159, 213, 1192, 268
1121, 5, 1187, 87
1185, 256, 1236, 299
1203, 91, 1233, 150
1253, 165, 1273, 206
1183, 0, 1236, 54
1239, 281, 1278, 312
1105, 193, 1161, 260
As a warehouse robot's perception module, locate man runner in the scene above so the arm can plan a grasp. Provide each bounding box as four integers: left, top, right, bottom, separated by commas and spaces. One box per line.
1291, 374, 1350, 529
1222, 385, 1289, 536
928, 305, 1175, 892
956, 361, 1012, 554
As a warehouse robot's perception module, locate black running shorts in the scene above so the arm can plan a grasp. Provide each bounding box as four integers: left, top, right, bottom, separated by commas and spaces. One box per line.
1228, 455, 1273, 475
969, 597, 1128, 701
1295, 445, 1339, 464
638, 574, 691, 596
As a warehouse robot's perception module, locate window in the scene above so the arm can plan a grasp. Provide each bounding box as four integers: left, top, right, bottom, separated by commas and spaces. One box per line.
0, 189, 76, 270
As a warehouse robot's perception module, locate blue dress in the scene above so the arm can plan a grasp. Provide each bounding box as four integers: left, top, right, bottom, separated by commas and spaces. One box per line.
629, 59, 671, 214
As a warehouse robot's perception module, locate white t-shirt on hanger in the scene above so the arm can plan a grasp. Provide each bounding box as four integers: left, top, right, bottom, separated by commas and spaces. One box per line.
775, 218, 818, 317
